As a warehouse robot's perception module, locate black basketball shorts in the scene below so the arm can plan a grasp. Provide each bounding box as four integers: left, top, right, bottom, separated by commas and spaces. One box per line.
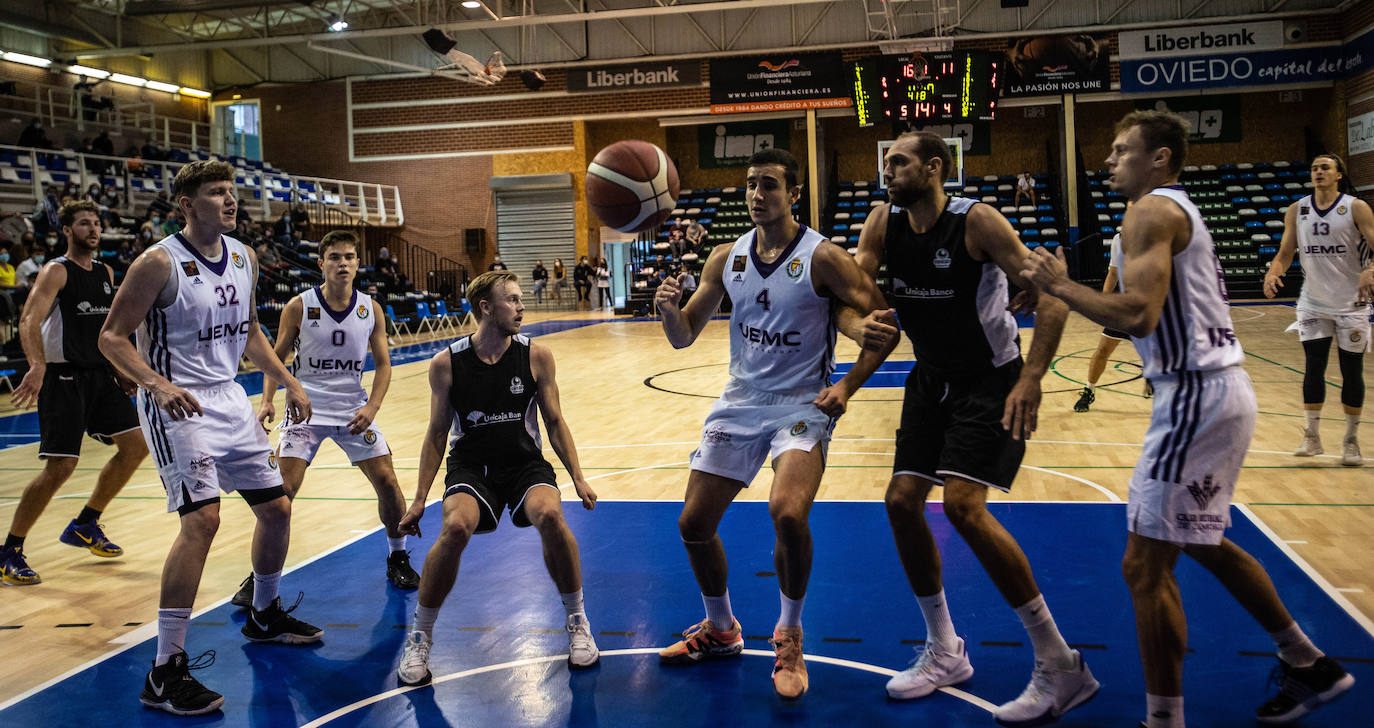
893, 359, 1026, 491
38, 365, 140, 459
443, 458, 559, 534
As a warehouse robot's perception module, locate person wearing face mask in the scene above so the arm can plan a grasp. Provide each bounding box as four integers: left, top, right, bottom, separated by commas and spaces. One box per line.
573, 257, 593, 309
0, 244, 17, 290
274, 210, 294, 243
16, 239, 46, 289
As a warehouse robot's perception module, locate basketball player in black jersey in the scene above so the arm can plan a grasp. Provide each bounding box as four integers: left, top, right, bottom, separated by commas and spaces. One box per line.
844, 131, 1097, 726
395, 270, 599, 686
1, 200, 147, 586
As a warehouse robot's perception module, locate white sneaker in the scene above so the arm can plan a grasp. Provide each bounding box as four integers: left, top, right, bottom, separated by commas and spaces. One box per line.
993, 651, 1099, 726
566, 613, 600, 669
1294, 430, 1323, 457
397, 630, 433, 686
885, 637, 974, 699
1342, 437, 1363, 466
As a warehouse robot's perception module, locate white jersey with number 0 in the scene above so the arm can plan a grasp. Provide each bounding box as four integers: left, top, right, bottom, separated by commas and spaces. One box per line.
1294, 193, 1372, 316
1128, 187, 1244, 378
138, 233, 256, 388
722, 225, 836, 397
292, 287, 375, 425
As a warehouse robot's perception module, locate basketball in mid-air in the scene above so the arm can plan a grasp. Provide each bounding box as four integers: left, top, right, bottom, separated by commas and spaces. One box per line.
585, 140, 680, 233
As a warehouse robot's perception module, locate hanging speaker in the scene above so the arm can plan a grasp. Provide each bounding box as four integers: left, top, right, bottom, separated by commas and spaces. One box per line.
464, 228, 486, 253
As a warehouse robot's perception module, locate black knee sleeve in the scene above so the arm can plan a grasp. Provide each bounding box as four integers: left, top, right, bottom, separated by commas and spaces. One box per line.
1338, 348, 1365, 409
1302, 338, 1333, 405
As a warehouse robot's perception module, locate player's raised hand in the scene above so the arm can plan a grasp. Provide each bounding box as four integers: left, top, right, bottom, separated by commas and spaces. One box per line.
1263, 271, 1285, 299
655, 273, 686, 311
151, 380, 203, 420
398, 500, 425, 537
573, 477, 597, 510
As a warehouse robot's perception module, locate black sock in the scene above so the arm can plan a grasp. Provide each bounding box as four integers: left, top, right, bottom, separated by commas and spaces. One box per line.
4, 533, 23, 550
75, 507, 101, 525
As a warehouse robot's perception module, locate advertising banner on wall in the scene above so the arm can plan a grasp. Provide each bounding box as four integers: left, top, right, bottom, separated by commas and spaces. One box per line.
1118, 21, 1285, 59
1350, 110, 1374, 157
566, 61, 701, 93
1002, 34, 1111, 97
1132, 95, 1242, 143
1120, 38, 1369, 93
697, 120, 791, 168
709, 52, 851, 113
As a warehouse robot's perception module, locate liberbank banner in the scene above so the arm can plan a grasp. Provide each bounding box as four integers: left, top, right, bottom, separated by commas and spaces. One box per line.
1118, 21, 1285, 60
1121, 24, 1374, 93
709, 52, 851, 113
566, 61, 701, 93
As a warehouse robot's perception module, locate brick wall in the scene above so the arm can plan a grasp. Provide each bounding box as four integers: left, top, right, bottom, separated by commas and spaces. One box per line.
1343, 2, 1374, 204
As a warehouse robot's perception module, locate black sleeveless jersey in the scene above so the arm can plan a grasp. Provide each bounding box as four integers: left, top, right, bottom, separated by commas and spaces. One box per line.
42, 257, 114, 368
884, 197, 1021, 376
446, 334, 543, 467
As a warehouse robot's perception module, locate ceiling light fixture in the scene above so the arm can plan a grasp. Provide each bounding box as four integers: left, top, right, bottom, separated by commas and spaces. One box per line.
462, 1, 481, 8
109, 72, 148, 87
2, 51, 52, 68
67, 64, 110, 78
329, 17, 349, 31
179, 87, 212, 98
146, 80, 180, 93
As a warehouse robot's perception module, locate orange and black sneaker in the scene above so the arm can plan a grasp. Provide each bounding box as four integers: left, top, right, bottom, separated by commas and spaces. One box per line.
771, 625, 808, 700
658, 617, 744, 665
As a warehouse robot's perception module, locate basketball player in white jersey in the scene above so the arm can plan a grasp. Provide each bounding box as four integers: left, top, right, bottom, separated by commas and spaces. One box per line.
99, 161, 323, 717
1263, 153, 1374, 466
654, 148, 895, 700
1074, 221, 1152, 413
226, 230, 417, 609
1023, 111, 1354, 728
849, 131, 1094, 727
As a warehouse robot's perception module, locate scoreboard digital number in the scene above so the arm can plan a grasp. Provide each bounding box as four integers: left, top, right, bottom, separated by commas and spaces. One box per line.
848, 51, 999, 126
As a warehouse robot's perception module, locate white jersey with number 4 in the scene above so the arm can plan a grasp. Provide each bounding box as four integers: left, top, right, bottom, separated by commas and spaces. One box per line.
292, 286, 375, 426
1127, 187, 1244, 378
722, 225, 836, 398
1294, 193, 1372, 316
138, 233, 256, 388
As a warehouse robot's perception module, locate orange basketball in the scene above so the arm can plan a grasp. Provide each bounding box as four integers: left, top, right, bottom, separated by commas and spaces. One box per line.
586, 140, 680, 233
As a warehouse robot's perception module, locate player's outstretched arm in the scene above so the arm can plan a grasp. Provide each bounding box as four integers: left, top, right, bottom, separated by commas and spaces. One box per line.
98, 247, 203, 420
1264, 203, 1300, 298
658, 244, 729, 348
258, 295, 302, 428
10, 261, 66, 409
835, 204, 898, 350
812, 243, 899, 417
1350, 199, 1374, 303
531, 342, 595, 510
400, 350, 454, 537
349, 299, 392, 435
242, 247, 310, 425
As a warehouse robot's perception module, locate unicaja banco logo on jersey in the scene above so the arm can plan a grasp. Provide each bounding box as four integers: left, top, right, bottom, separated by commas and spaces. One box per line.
933, 248, 952, 269
786, 258, 804, 279
465, 410, 523, 427
509, 377, 525, 395
231, 251, 245, 268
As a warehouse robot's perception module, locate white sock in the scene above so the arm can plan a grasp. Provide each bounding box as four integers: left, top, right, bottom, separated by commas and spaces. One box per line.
1014, 594, 1075, 670
1086, 382, 1095, 392
1145, 694, 1184, 728
251, 570, 281, 612
560, 588, 585, 618
387, 535, 406, 553
778, 591, 804, 628
413, 605, 440, 638
1305, 410, 1321, 434
1346, 413, 1360, 441
917, 590, 959, 652
1271, 621, 1323, 668
702, 592, 734, 629
155, 608, 192, 666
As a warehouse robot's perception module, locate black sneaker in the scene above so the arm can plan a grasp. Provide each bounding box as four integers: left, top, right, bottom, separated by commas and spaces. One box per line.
242, 594, 324, 645
230, 573, 253, 608
1073, 387, 1095, 413
140, 650, 225, 716
1256, 656, 1355, 724
387, 550, 420, 590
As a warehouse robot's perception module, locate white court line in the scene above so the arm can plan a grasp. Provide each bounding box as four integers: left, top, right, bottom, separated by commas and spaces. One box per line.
1018, 465, 1121, 502
1234, 504, 1374, 639
298, 647, 995, 727
1337, 588, 1365, 594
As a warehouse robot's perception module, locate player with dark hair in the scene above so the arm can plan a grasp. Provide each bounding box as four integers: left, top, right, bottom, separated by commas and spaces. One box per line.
229, 230, 419, 609
100, 160, 322, 716
654, 147, 895, 700
1023, 110, 1354, 728
1263, 152, 1373, 466
0, 200, 148, 586
395, 270, 601, 686
847, 130, 1093, 726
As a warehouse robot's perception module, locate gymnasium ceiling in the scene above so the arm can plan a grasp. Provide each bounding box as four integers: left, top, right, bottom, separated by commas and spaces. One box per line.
0, 0, 1361, 88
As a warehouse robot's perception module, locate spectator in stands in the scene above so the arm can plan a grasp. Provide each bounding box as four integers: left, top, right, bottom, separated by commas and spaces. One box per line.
1015, 171, 1036, 208
679, 265, 697, 298
552, 258, 567, 302
32, 186, 61, 243
256, 241, 286, 273
272, 209, 297, 243
531, 259, 549, 303
488, 254, 508, 271
17, 119, 52, 149
137, 218, 158, 246
73, 75, 104, 121
685, 221, 706, 253
14, 235, 44, 290
0, 243, 18, 290
92, 130, 114, 157
124, 149, 143, 176
140, 139, 163, 162
595, 257, 611, 309
84, 183, 103, 204
291, 204, 310, 237
574, 256, 593, 308
115, 240, 134, 266
667, 220, 686, 258
100, 184, 119, 208
375, 246, 406, 291
160, 209, 183, 237
145, 190, 172, 221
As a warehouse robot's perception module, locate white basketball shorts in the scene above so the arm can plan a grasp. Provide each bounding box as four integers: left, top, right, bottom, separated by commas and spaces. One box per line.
276, 421, 391, 464
1127, 367, 1256, 546
1289, 306, 1371, 353
688, 379, 834, 486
